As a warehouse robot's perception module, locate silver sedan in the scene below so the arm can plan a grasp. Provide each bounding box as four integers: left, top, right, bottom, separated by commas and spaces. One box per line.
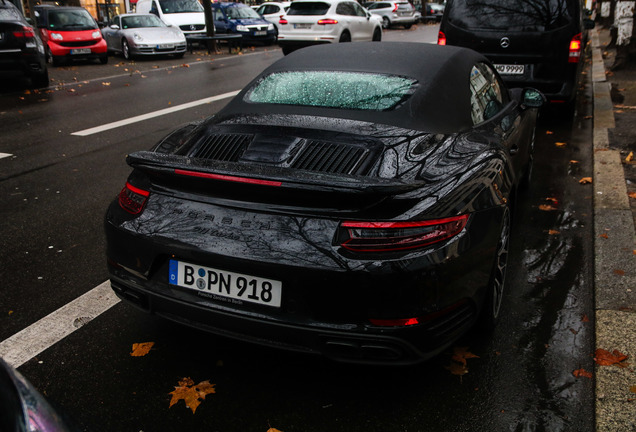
102, 13, 186, 60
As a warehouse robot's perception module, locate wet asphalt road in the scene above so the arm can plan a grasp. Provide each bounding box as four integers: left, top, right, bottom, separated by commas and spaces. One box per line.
0, 25, 596, 431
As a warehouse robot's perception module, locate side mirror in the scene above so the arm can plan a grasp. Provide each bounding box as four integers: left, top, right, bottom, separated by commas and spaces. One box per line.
521, 88, 546, 108
110, 24, 120, 29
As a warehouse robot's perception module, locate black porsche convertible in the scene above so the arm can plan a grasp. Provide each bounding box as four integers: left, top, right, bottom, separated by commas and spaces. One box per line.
105, 42, 544, 365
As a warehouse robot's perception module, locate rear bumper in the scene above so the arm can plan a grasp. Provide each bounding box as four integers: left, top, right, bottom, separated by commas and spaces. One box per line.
109, 273, 478, 365
0, 50, 46, 77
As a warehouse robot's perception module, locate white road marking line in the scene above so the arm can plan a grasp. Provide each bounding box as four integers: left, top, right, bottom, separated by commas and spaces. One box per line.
0, 281, 120, 368
0, 153, 13, 159
71, 90, 240, 137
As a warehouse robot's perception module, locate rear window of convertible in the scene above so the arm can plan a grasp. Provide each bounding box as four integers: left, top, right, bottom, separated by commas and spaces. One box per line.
245, 71, 417, 111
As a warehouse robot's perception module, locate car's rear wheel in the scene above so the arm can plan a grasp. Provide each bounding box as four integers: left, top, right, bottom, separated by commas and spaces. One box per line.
339, 31, 351, 43
480, 206, 511, 329
382, 16, 390, 28
122, 39, 132, 60
372, 27, 382, 41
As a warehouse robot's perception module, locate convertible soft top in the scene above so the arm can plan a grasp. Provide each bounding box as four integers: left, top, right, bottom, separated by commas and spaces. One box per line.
217, 42, 491, 133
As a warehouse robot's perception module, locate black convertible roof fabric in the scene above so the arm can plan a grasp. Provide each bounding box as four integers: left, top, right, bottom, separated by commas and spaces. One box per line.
217, 42, 491, 133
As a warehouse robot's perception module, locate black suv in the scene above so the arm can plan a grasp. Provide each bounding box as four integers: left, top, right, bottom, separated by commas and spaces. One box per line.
0, 0, 49, 88
438, 0, 594, 111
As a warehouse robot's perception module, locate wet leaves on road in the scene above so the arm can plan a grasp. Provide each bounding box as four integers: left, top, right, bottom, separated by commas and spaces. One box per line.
445, 346, 479, 378
168, 377, 216, 414
130, 342, 154, 357
594, 348, 630, 367
573, 368, 593, 378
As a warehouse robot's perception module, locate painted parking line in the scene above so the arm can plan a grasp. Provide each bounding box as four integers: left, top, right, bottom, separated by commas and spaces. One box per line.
0, 281, 120, 368
71, 90, 240, 137
0, 153, 13, 160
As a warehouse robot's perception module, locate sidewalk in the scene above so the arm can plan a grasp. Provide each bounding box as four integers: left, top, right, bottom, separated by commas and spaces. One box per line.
590, 27, 636, 432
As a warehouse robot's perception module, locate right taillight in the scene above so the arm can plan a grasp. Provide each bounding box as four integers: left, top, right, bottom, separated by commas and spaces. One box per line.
337, 214, 469, 253
279, 17, 288, 24
12, 26, 36, 39
118, 182, 149, 215
437, 30, 446, 45
568, 33, 582, 63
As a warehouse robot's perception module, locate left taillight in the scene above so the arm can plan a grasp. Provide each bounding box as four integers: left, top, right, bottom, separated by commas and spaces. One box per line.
13, 26, 36, 39
437, 30, 446, 45
337, 214, 469, 253
118, 182, 149, 215
568, 33, 582, 63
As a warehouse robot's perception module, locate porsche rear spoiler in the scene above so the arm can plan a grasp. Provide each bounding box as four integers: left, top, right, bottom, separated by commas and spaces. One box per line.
127, 151, 421, 196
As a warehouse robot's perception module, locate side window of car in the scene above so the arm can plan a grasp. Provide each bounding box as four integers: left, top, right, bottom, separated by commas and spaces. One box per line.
352, 3, 367, 17
336, 2, 355, 16
469, 63, 505, 125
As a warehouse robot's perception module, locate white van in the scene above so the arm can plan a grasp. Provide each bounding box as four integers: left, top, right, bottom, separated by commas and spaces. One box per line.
135, 0, 207, 35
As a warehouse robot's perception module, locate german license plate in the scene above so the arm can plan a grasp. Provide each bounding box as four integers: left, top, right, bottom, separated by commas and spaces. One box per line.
254, 30, 266, 36
157, 44, 174, 49
169, 259, 282, 307
495, 64, 525, 75
70, 48, 91, 55
294, 23, 311, 29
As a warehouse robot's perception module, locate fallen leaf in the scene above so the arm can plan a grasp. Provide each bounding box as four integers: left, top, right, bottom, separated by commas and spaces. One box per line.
599, 233, 609, 239
594, 349, 629, 366
546, 130, 554, 135
546, 197, 559, 204
267, 429, 283, 432
579, 177, 593, 184
584, 115, 593, 120
539, 204, 557, 211
629, 192, 636, 199
630, 385, 636, 394
582, 314, 590, 322
130, 342, 154, 357
555, 142, 567, 147
613, 269, 625, 276
548, 229, 561, 235
573, 368, 593, 378
181, 64, 190, 68
570, 160, 579, 164
102, 82, 111, 86
169, 377, 216, 414
626, 152, 634, 162
452, 346, 480, 366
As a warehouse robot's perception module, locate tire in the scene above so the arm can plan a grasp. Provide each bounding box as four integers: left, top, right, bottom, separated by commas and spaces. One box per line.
520, 127, 536, 189
174, 52, 185, 59
46, 47, 60, 67
404, 23, 412, 29
479, 206, 511, 330
122, 39, 132, 60
99, 55, 108, 65
382, 16, 390, 29
30, 67, 49, 89
339, 31, 351, 43
372, 27, 382, 41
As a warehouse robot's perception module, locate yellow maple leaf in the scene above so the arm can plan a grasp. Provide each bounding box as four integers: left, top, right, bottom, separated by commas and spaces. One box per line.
169, 377, 216, 414
625, 152, 634, 162
130, 342, 154, 357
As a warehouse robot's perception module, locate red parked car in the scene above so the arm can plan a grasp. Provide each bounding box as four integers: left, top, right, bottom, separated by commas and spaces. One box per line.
33, 5, 108, 66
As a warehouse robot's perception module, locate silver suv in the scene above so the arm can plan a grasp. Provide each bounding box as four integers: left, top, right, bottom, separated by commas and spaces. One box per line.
365, 1, 416, 29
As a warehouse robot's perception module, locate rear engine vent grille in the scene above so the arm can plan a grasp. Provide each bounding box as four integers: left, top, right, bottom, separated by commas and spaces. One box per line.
292, 140, 369, 175
190, 134, 253, 162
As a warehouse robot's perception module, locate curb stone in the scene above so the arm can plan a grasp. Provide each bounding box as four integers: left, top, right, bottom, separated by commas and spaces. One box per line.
591, 27, 636, 432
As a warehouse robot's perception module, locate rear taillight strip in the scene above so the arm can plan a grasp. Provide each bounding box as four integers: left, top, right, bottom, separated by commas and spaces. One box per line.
174, 169, 282, 186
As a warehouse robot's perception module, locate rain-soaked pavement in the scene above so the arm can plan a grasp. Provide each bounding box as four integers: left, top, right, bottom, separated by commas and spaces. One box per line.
2, 26, 597, 431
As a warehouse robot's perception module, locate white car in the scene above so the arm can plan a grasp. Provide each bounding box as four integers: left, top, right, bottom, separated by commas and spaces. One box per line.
277, 0, 383, 55
365, 1, 417, 29
254, 1, 291, 34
